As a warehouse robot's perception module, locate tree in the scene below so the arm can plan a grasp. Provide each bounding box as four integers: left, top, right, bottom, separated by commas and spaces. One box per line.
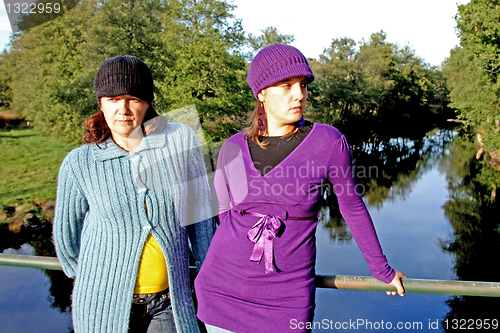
444, 0, 500, 191
456, 0, 500, 78
310, 31, 438, 133
247, 26, 295, 53
15, 0, 79, 32
2, 2, 93, 139
310, 37, 363, 125
158, 0, 252, 142
356, 31, 396, 113
444, 46, 498, 127
0, 0, 252, 142
0, 51, 12, 108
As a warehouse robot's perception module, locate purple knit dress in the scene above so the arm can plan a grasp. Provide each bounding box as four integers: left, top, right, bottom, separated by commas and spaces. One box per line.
195, 123, 395, 333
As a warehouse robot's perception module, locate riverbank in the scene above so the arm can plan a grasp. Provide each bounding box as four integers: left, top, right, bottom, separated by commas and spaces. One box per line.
0, 127, 78, 223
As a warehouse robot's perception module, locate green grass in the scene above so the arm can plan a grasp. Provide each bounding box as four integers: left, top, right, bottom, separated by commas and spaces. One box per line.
0, 128, 79, 218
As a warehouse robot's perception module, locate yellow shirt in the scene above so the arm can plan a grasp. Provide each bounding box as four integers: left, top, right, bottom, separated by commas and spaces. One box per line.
134, 176, 169, 294
134, 233, 169, 294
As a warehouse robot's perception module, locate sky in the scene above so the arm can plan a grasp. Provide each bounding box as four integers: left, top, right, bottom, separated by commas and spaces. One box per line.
0, 0, 470, 67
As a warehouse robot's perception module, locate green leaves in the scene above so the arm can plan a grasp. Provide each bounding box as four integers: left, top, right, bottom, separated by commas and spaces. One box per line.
0, 1, 462, 148
456, 0, 500, 75
247, 27, 295, 55
444, 0, 500, 194
310, 31, 439, 132
156, 0, 251, 141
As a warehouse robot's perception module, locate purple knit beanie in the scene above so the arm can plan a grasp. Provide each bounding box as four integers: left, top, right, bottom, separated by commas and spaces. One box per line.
247, 43, 315, 99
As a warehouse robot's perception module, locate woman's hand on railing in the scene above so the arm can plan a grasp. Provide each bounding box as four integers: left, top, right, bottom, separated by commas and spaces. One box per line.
387, 270, 407, 296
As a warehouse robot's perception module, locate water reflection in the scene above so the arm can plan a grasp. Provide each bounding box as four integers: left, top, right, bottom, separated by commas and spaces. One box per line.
354, 128, 455, 208
319, 126, 456, 244
438, 133, 500, 329
318, 125, 500, 328
0, 216, 73, 315
318, 204, 353, 244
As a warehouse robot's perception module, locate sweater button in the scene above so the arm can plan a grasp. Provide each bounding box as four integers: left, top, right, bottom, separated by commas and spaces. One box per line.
142, 226, 152, 230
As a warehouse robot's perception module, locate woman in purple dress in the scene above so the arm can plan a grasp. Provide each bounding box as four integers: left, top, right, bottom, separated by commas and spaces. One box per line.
195, 43, 406, 333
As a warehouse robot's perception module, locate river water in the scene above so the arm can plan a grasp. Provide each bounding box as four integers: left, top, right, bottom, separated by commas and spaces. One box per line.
1, 127, 499, 332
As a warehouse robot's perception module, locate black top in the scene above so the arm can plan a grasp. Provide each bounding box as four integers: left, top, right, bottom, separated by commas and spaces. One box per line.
248, 121, 314, 176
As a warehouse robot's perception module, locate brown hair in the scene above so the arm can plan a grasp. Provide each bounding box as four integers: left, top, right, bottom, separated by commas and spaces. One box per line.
245, 100, 300, 149
83, 102, 161, 144
245, 100, 268, 148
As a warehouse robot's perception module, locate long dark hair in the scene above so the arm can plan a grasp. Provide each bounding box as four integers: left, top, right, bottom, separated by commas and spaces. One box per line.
83, 103, 161, 144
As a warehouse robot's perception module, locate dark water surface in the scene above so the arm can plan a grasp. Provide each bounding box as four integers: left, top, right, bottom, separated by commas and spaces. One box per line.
1, 246, 73, 333
315, 160, 453, 332
1, 127, 499, 332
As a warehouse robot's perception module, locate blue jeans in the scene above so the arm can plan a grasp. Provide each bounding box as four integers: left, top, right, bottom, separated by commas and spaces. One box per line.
129, 291, 176, 333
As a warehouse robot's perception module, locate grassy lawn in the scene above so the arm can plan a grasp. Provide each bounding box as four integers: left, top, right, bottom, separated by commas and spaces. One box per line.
0, 128, 80, 221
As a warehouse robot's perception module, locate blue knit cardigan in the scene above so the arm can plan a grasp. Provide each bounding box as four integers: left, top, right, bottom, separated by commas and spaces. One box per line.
53, 122, 215, 333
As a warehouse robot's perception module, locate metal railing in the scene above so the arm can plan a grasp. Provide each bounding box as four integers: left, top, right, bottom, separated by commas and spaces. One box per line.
1, 253, 499, 297
0, 253, 63, 270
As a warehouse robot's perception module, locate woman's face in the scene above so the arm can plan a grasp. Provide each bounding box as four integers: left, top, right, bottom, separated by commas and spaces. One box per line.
258, 76, 308, 128
100, 94, 149, 139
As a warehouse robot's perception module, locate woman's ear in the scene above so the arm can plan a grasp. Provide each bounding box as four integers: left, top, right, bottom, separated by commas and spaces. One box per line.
257, 91, 265, 102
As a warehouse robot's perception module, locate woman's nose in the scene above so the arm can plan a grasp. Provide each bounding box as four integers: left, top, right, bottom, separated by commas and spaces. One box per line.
292, 83, 304, 100
117, 100, 131, 114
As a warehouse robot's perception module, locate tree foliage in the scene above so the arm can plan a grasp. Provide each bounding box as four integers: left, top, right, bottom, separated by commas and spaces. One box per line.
444, 0, 500, 191
0, 2, 449, 145
247, 26, 295, 53
310, 31, 442, 135
15, 0, 80, 32
0, 0, 252, 142
311, 37, 363, 125
159, 0, 252, 142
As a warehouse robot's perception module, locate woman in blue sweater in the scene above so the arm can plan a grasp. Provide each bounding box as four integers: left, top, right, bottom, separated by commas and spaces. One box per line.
53, 55, 214, 333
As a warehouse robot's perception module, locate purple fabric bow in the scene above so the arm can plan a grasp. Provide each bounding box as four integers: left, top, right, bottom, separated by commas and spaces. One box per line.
246, 212, 283, 274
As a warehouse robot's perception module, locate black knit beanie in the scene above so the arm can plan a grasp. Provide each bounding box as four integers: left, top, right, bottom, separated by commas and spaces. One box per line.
94, 55, 154, 103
